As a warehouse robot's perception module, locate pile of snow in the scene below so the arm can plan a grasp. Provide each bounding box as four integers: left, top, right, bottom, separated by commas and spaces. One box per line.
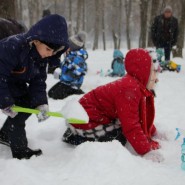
60, 99, 89, 122
0, 49, 185, 185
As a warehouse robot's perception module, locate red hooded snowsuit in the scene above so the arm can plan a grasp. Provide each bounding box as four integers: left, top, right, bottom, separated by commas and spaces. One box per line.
73, 49, 159, 155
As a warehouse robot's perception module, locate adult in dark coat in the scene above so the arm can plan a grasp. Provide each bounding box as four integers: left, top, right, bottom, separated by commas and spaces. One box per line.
0, 18, 27, 40
151, 6, 178, 61
0, 14, 69, 159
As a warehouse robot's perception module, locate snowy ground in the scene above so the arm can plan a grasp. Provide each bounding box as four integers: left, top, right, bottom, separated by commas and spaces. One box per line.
1, 49, 185, 185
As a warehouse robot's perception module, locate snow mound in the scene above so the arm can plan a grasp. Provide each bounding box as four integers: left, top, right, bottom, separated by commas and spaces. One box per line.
60, 99, 89, 123
58, 141, 185, 185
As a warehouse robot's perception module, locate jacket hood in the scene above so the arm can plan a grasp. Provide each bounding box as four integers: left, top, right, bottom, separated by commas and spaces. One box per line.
113, 49, 124, 59
125, 48, 152, 86
25, 14, 69, 50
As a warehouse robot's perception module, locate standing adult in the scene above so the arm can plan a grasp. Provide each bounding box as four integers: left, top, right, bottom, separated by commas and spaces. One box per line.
151, 6, 178, 62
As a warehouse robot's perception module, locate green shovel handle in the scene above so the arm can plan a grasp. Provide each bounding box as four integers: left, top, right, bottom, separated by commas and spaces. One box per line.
12, 106, 87, 124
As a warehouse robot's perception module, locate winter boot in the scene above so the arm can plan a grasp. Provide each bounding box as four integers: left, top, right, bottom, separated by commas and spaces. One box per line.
63, 128, 93, 145
0, 131, 10, 147
12, 147, 42, 159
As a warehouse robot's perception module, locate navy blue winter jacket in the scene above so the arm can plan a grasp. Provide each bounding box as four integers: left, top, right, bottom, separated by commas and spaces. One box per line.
0, 14, 69, 109
151, 15, 178, 47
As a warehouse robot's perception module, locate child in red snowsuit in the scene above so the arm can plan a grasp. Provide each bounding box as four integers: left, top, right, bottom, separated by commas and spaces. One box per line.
63, 49, 160, 157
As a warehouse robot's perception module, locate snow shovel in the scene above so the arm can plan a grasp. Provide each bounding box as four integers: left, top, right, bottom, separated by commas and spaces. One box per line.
12, 106, 87, 124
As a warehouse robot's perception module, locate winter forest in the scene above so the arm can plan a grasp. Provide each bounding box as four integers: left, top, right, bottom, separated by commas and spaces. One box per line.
0, 0, 185, 54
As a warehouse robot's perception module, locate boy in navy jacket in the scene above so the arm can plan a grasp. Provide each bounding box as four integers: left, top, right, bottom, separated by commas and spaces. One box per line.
0, 14, 69, 159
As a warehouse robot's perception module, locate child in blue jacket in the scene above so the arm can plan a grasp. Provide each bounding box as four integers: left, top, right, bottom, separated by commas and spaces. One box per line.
109, 49, 125, 77
0, 14, 69, 159
48, 32, 88, 100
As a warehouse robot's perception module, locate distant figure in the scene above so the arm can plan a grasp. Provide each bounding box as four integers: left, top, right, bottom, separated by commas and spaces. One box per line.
151, 6, 178, 62
0, 18, 27, 40
109, 49, 125, 77
42, 9, 51, 17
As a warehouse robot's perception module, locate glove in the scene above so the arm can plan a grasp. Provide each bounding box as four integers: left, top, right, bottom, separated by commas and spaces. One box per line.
2, 105, 18, 118
150, 140, 160, 150
143, 150, 164, 163
172, 45, 177, 50
53, 68, 62, 79
36, 104, 49, 122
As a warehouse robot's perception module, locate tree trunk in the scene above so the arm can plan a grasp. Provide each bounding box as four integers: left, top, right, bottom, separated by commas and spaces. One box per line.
93, 0, 100, 50
139, 0, 149, 48
15, 0, 21, 20
0, 0, 16, 19
125, 0, 132, 50
118, 0, 122, 49
101, 0, 106, 50
82, 0, 86, 31
172, 0, 185, 58
68, 0, 73, 36
112, 1, 119, 49
147, 0, 160, 47
76, 0, 83, 33
29, 0, 41, 26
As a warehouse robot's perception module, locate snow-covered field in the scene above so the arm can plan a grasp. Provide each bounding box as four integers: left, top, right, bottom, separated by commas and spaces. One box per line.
1, 49, 185, 185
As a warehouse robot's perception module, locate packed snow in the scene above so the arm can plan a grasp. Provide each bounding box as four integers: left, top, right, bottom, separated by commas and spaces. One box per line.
0, 49, 185, 185
60, 99, 89, 123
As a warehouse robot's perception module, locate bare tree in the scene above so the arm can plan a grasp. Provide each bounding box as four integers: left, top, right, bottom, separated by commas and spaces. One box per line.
139, 0, 149, 48
93, 0, 100, 50
68, 0, 73, 36
112, 1, 117, 49
118, 0, 122, 49
125, 0, 132, 49
101, 0, 106, 50
172, 0, 185, 57
76, 0, 83, 33
28, 0, 41, 26
0, 0, 17, 19
82, 0, 86, 31
147, 0, 161, 47
112, 0, 122, 49
15, 0, 22, 20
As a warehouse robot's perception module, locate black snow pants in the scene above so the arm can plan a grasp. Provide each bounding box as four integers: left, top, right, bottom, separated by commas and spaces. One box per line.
48, 82, 84, 100
63, 128, 127, 146
0, 94, 32, 153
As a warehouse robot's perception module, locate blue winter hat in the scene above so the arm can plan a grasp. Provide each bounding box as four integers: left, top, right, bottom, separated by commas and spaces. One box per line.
113, 49, 124, 59
26, 14, 69, 53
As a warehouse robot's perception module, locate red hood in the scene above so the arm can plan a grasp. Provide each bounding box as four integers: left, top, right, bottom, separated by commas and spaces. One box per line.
125, 49, 152, 86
